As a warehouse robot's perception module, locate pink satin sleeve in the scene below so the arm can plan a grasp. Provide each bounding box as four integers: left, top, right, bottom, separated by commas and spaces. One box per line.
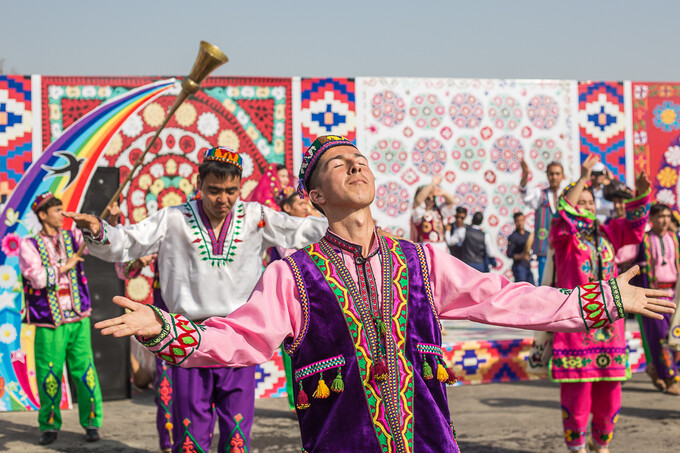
146, 259, 302, 368
426, 244, 623, 332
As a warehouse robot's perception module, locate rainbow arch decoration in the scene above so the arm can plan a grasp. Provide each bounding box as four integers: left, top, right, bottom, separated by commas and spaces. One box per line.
0, 79, 176, 411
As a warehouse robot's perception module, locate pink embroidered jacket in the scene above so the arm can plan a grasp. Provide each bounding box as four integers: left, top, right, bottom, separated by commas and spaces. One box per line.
138, 230, 626, 369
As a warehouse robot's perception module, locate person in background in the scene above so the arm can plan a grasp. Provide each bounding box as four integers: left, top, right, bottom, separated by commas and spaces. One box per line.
520, 159, 567, 284
506, 212, 534, 284
19, 193, 103, 445
243, 163, 290, 211
603, 180, 637, 271
411, 175, 456, 250
445, 206, 467, 259
636, 203, 680, 395
447, 211, 497, 272
591, 162, 614, 223
548, 154, 651, 453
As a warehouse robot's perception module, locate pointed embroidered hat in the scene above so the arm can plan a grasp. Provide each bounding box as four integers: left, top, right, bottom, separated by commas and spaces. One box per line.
297, 135, 356, 196
31, 192, 56, 213
202, 146, 242, 171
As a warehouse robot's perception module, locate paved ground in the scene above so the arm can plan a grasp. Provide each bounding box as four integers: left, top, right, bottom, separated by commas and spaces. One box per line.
0, 373, 678, 452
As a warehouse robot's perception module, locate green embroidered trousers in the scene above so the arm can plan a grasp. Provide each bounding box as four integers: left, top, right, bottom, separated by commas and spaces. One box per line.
35, 318, 103, 431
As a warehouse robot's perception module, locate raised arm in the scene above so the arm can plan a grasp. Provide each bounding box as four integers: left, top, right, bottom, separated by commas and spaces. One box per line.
95, 260, 302, 368
261, 204, 327, 250
600, 172, 651, 250
425, 244, 674, 331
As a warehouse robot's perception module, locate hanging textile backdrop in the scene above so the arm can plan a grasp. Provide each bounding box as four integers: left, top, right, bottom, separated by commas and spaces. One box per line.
0, 75, 33, 202
630, 82, 680, 211
356, 77, 579, 278
41, 76, 293, 305
578, 81, 626, 180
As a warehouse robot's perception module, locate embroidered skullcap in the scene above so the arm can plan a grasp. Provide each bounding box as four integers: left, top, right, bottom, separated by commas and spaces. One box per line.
297, 135, 356, 196
275, 186, 298, 208
31, 192, 56, 213
202, 146, 242, 171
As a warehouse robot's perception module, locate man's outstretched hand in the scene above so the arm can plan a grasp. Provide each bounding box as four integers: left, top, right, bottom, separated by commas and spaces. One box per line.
616, 265, 676, 319
62, 212, 101, 236
95, 296, 164, 338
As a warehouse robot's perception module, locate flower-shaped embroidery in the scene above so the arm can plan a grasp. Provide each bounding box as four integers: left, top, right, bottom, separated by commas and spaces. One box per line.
1, 233, 21, 257
665, 145, 680, 167
595, 353, 612, 368
653, 101, 680, 132
565, 356, 582, 369
657, 167, 678, 188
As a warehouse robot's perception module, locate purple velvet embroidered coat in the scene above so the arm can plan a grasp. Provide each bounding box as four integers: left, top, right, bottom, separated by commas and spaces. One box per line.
284, 236, 458, 453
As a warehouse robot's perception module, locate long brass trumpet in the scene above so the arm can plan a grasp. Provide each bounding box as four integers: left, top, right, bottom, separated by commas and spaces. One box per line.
76, 41, 228, 255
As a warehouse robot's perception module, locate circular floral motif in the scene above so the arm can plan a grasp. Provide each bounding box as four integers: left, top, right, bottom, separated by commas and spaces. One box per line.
127, 276, 151, 302
665, 145, 680, 167
0, 265, 17, 289
487, 95, 522, 130
370, 139, 408, 173
449, 93, 483, 128
529, 137, 563, 172
408, 94, 445, 129
658, 167, 678, 188
526, 95, 559, 129
0, 323, 17, 344
493, 184, 522, 217
490, 135, 524, 173
143, 102, 165, 128
197, 112, 219, 137
121, 114, 144, 137
1, 233, 21, 257
371, 90, 406, 127
595, 353, 612, 369
672, 326, 680, 338
105, 133, 123, 157
375, 181, 410, 217
412, 138, 447, 175
653, 101, 680, 132
175, 103, 197, 127
657, 189, 675, 207
451, 135, 486, 172
218, 129, 240, 151
453, 183, 488, 213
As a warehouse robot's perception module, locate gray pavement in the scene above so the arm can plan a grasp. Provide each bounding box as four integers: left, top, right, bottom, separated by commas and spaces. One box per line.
0, 373, 677, 452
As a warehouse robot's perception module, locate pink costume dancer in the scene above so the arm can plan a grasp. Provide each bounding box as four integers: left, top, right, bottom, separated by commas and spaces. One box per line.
549, 180, 649, 451
243, 163, 289, 211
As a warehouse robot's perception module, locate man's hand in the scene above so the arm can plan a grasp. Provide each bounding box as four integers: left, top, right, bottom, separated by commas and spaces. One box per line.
580, 154, 600, 181
62, 212, 101, 236
635, 171, 651, 196
59, 255, 84, 274
95, 296, 164, 338
616, 265, 676, 319
520, 159, 530, 187
131, 254, 158, 271
107, 202, 121, 226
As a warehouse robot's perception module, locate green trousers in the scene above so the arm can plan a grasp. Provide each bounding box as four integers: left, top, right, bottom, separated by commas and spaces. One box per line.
34, 318, 103, 432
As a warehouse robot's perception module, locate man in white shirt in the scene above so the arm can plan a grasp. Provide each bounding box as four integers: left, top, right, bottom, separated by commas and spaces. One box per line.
519, 159, 567, 284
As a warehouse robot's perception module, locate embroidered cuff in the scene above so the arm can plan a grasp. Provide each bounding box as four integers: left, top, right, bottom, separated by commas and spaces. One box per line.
416, 343, 444, 357
577, 281, 615, 331
82, 218, 108, 245
137, 305, 172, 350
608, 278, 625, 320
625, 190, 651, 228
153, 312, 202, 366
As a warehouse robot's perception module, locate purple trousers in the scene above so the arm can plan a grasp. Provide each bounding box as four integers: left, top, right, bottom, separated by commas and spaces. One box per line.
641, 312, 679, 380
154, 361, 255, 453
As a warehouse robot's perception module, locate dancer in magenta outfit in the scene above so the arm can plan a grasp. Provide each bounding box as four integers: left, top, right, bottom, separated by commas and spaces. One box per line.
548, 154, 651, 453
64, 147, 326, 453
93, 136, 672, 453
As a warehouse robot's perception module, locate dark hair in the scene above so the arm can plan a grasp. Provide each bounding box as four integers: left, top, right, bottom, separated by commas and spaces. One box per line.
471, 212, 483, 226
546, 161, 563, 173
198, 160, 242, 183
36, 197, 63, 216
456, 206, 467, 215
276, 191, 298, 211
650, 203, 672, 217
513, 211, 524, 220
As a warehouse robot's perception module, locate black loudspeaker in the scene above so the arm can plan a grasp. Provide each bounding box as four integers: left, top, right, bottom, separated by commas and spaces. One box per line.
79, 166, 130, 401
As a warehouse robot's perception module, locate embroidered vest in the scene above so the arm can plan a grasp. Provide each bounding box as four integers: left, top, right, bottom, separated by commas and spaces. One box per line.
23, 230, 91, 328
534, 189, 553, 257
284, 236, 458, 453
640, 231, 680, 289
416, 210, 445, 243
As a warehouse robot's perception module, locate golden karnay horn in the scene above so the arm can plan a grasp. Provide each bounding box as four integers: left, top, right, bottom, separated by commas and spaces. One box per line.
76, 41, 228, 255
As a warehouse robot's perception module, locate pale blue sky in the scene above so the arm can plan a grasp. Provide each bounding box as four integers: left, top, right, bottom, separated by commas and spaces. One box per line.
0, 1, 674, 80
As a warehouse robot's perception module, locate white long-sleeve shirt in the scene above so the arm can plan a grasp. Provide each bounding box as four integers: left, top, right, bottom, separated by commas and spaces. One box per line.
85, 199, 327, 320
